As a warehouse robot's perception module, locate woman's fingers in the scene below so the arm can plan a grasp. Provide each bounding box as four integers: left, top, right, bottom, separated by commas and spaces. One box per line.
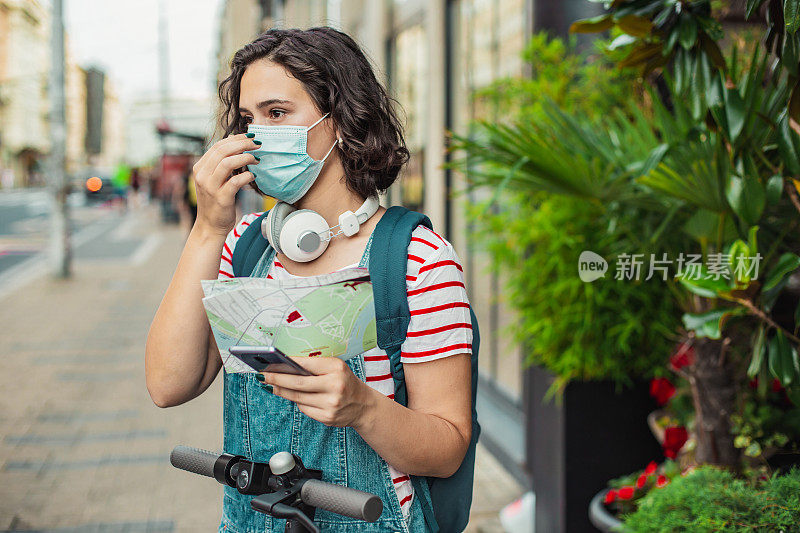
208, 151, 259, 190
294, 404, 337, 426
211, 134, 258, 159
195, 135, 257, 187
271, 386, 343, 427
270, 385, 321, 404
191, 132, 260, 236
220, 170, 256, 199
261, 371, 330, 392
285, 355, 349, 375
216, 136, 260, 162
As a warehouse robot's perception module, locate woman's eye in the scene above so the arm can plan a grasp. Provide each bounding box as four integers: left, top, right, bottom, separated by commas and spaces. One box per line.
241, 115, 253, 125
269, 109, 286, 119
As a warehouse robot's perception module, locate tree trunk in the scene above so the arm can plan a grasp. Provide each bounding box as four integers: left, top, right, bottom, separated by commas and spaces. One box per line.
687, 337, 740, 468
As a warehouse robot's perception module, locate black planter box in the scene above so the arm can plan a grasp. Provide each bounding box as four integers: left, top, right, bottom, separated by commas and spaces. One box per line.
524, 366, 662, 532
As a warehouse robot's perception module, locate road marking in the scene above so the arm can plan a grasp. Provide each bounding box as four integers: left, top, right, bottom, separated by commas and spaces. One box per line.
111, 212, 138, 242
36, 409, 140, 423
5, 429, 167, 445
3, 454, 168, 471
0, 208, 161, 301
0, 219, 112, 301
0, 520, 175, 532
131, 233, 163, 266
57, 370, 133, 382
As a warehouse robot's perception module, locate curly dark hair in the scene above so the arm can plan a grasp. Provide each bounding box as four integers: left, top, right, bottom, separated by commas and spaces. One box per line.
217, 27, 409, 199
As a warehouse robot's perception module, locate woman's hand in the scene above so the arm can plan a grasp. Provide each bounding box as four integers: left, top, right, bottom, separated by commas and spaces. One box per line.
192, 133, 260, 238
260, 356, 376, 428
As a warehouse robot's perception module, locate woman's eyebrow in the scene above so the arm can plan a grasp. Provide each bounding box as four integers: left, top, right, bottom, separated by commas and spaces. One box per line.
238, 99, 292, 113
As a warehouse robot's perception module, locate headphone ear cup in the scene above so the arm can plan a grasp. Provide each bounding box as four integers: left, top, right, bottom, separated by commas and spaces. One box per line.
280, 209, 330, 262
262, 202, 296, 255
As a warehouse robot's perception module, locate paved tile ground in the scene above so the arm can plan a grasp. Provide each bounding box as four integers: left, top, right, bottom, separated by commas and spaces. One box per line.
0, 204, 523, 532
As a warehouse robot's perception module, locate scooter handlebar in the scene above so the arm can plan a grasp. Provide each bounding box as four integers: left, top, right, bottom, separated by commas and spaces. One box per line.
170, 445, 218, 478
299, 479, 382, 522
169, 446, 383, 523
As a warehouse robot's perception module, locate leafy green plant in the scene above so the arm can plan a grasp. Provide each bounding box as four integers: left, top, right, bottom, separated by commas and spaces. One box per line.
622, 466, 800, 532
467, 192, 681, 389
449, 33, 686, 388
471, 32, 639, 124
450, 0, 800, 468
572, 0, 800, 122
731, 378, 800, 461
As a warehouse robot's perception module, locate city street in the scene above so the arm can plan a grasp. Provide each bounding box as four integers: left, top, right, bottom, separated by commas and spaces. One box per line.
5, 1, 800, 531
0, 199, 522, 532
0, 189, 161, 298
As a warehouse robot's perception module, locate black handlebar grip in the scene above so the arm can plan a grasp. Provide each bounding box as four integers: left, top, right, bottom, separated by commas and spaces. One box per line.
300, 479, 383, 522
170, 445, 219, 478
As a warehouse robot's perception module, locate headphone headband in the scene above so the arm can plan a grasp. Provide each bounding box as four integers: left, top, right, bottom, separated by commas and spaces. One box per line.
262, 194, 382, 263
354, 195, 380, 224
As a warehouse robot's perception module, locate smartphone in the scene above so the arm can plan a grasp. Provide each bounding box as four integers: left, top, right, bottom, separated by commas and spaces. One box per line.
228, 345, 315, 376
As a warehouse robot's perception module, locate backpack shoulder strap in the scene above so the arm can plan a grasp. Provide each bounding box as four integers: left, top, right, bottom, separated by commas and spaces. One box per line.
368, 208, 442, 533
368, 205, 432, 400
232, 211, 271, 278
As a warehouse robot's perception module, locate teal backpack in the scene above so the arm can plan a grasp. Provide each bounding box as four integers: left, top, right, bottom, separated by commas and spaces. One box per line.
231, 205, 481, 533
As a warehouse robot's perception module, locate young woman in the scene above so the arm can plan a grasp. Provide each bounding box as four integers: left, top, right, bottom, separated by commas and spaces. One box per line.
145, 27, 473, 533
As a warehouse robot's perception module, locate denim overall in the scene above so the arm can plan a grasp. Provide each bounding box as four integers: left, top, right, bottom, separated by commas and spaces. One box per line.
218, 231, 434, 533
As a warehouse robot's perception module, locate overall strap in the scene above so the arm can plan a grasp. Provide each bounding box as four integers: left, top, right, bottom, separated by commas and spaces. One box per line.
358, 230, 375, 268
232, 211, 271, 277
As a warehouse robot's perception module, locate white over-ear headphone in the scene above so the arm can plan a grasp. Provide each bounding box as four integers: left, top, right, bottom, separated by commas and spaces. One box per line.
262, 195, 381, 263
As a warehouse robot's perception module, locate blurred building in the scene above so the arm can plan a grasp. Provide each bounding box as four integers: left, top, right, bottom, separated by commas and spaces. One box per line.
0, 0, 125, 188
0, 0, 50, 188
124, 95, 215, 167
216, 0, 267, 87
64, 51, 86, 177
66, 63, 126, 179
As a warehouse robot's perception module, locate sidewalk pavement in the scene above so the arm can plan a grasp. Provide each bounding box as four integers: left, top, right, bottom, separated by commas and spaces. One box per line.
0, 204, 523, 532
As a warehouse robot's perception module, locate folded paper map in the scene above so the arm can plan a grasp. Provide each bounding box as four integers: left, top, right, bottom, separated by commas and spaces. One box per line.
201, 267, 377, 373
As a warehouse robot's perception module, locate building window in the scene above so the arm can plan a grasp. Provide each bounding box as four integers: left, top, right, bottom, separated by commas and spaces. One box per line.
391, 22, 427, 212
450, 0, 527, 402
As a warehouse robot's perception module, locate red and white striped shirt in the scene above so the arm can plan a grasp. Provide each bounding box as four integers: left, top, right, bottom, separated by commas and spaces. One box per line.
218, 212, 473, 518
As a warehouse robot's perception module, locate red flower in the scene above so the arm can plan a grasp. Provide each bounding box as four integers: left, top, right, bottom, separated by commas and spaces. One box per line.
618, 486, 635, 500
644, 461, 657, 476
650, 377, 676, 405
749, 378, 759, 389
656, 475, 669, 488
636, 474, 648, 489
670, 342, 695, 371
663, 426, 688, 459
772, 378, 784, 393
604, 489, 616, 505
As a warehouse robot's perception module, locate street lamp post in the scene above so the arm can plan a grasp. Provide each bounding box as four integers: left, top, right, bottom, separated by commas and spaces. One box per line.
49, 0, 70, 278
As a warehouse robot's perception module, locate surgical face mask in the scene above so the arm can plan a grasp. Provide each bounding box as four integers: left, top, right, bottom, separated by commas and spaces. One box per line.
245, 112, 337, 204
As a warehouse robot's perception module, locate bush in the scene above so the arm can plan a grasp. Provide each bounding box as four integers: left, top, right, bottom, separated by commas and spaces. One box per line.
622, 466, 800, 532
468, 192, 681, 387
452, 31, 688, 389
471, 32, 638, 124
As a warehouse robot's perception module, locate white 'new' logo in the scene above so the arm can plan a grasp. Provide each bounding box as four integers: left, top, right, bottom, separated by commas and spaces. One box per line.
578, 251, 607, 282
